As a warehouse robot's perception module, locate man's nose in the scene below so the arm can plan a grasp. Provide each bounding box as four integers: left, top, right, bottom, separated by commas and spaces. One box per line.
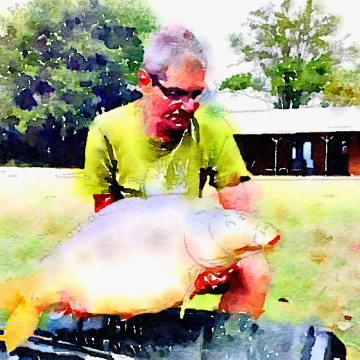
182, 98, 200, 113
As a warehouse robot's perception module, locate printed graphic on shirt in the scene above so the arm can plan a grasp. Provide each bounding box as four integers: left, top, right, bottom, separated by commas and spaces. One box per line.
144, 158, 191, 196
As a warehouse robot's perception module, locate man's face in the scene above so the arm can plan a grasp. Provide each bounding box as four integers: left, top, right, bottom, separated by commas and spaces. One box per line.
142, 55, 206, 143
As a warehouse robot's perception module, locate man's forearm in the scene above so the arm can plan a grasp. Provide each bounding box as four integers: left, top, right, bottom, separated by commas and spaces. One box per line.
217, 179, 258, 213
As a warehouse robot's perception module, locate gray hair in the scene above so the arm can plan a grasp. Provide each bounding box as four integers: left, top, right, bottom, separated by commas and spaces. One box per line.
143, 25, 207, 81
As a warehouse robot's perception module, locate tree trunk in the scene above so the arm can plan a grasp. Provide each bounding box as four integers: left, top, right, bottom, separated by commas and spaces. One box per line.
275, 85, 294, 109
292, 90, 303, 109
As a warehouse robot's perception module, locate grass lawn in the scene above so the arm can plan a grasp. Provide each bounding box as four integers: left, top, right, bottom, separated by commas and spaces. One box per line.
1, 168, 360, 357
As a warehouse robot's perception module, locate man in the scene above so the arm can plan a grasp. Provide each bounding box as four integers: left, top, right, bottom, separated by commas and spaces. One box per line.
81, 26, 250, 211
80, 25, 270, 319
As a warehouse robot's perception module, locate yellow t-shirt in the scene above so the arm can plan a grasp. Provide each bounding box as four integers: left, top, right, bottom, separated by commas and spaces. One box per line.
80, 101, 248, 201
76, 101, 249, 312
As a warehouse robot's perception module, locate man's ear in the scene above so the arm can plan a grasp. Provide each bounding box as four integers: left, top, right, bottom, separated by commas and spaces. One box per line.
138, 69, 152, 87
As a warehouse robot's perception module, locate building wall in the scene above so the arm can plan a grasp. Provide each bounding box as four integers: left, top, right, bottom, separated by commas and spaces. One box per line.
348, 134, 360, 175
276, 138, 292, 174
235, 132, 359, 176
312, 136, 325, 175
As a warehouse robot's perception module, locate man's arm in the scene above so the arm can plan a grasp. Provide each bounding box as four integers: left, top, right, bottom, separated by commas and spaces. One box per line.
196, 106, 251, 207
198, 115, 255, 212
214, 132, 249, 188
81, 119, 123, 210
214, 132, 257, 212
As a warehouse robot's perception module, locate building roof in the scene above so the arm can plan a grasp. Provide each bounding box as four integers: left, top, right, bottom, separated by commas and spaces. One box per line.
227, 107, 360, 135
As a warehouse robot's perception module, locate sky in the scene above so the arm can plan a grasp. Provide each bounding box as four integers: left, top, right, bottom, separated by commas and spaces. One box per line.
149, 0, 360, 85
2, 0, 360, 82
2, 0, 360, 111
148, 0, 360, 111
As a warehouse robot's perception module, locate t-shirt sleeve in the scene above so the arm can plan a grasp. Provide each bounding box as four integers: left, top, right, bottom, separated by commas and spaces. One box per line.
81, 117, 119, 199
197, 106, 249, 190
214, 129, 249, 189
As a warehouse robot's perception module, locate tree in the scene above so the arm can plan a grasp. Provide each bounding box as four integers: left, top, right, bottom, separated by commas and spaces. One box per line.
0, 0, 157, 166
323, 66, 360, 107
220, 0, 341, 109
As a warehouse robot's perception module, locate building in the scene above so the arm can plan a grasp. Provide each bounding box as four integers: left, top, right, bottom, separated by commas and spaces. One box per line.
226, 107, 360, 176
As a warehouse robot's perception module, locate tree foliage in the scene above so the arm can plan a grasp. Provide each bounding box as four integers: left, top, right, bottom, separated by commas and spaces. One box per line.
218, 73, 263, 92
220, 0, 341, 109
0, 0, 157, 166
323, 66, 360, 107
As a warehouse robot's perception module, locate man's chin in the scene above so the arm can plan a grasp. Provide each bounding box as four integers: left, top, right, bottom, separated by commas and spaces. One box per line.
169, 116, 193, 130
158, 119, 189, 134
168, 123, 189, 132
152, 128, 187, 149
163, 109, 193, 128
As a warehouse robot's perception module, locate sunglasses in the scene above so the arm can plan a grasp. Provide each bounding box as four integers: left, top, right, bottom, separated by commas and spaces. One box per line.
150, 74, 204, 101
